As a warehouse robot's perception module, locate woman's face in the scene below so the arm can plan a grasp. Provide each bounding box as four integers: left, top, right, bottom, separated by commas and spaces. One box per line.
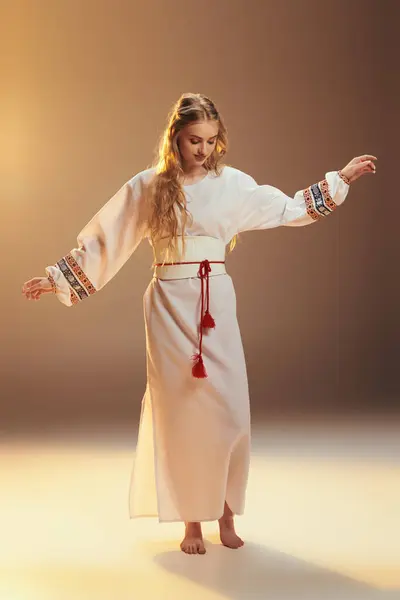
178, 120, 219, 169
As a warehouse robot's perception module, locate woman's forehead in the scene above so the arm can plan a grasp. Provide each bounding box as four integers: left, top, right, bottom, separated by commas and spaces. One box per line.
184, 121, 219, 138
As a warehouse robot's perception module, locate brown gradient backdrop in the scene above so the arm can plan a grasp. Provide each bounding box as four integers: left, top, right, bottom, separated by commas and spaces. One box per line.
1, 0, 398, 435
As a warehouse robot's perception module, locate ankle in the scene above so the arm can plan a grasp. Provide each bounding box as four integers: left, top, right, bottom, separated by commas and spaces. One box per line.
185, 521, 202, 535
222, 502, 233, 518
219, 514, 234, 527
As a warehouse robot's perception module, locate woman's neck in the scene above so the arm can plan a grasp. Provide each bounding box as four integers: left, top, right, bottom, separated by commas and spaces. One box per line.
181, 165, 207, 184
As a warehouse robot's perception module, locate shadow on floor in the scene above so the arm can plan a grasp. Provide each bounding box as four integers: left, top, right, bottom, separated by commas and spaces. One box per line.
154, 538, 398, 600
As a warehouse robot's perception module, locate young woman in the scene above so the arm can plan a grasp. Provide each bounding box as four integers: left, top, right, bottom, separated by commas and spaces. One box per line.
22, 93, 376, 555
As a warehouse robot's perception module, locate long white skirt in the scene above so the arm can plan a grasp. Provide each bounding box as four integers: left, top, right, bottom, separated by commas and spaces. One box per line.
128, 273, 251, 522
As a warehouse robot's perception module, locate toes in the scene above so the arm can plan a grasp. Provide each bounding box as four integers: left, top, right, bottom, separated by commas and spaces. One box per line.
180, 539, 206, 554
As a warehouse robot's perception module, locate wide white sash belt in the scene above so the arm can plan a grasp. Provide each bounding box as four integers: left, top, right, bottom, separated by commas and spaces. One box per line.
152, 236, 226, 280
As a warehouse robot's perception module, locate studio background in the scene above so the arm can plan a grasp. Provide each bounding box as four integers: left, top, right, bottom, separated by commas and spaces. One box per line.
2, 0, 397, 436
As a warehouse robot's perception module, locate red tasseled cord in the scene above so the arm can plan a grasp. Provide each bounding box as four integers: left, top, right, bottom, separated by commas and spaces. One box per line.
191, 259, 215, 378
192, 353, 207, 378
201, 260, 216, 330
202, 311, 215, 329
154, 257, 224, 379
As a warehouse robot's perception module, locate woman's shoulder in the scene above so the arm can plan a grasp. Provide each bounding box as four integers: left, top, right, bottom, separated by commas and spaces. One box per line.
215, 164, 257, 186
128, 166, 157, 186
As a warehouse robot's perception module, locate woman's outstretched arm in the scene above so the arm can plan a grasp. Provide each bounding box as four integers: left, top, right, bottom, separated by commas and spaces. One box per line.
22, 171, 150, 305
235, 154, 376, 232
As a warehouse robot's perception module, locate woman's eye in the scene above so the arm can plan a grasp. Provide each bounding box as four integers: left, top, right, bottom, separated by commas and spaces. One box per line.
190, 140, 216, 145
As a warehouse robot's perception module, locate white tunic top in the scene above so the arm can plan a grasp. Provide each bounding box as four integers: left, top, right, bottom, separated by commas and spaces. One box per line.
45, 165, 349, 307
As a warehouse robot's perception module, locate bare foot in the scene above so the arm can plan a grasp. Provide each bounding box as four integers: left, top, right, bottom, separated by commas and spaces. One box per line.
180, 522, 206, 555
218, 503, 244, 549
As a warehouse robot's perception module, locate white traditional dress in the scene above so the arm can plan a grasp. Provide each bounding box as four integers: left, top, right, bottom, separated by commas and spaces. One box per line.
46, 166, 350, 522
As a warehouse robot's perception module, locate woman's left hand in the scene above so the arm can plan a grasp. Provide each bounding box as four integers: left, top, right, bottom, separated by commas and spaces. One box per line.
340, 155, 377, 183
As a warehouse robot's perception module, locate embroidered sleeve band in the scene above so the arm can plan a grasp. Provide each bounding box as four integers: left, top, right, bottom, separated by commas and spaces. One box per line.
303, 178, 338, 221
56, 253, 97, 303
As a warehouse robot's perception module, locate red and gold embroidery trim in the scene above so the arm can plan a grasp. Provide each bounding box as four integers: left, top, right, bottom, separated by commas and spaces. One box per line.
56, 253, 97, 303
304, 178, 338, 221
70, 289, 80, 305
64, 253, 96, 296
47, 274, 57, 294
319, 178, 337, 211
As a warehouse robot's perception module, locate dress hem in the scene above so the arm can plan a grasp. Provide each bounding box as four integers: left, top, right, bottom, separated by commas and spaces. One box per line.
129, 510, 244, 524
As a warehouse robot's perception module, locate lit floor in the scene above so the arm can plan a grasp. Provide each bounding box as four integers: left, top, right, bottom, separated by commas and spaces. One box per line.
1, 417, 399, 600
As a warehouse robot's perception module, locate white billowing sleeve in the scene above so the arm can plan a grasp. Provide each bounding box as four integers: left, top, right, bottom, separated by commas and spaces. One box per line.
235, 169, 350, 233
45, 171, 149, 307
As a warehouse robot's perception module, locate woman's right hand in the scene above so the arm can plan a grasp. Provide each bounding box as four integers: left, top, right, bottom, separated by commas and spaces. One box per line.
340, 154, 377, 183
22, 277, 54, 301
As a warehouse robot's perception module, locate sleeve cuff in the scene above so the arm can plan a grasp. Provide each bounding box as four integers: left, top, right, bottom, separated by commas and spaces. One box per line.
45, 265, 77, 307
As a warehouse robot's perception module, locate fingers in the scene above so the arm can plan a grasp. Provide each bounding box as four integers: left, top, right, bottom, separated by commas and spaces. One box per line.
353, 160, 376, 181
23, 293, 41, 301
363, 160, 376, 173
23, 287, 42, 300
350, 154, 378, 165
22, 276, 53, 300
355, 159, 376, 174
22, 278, 40, 292
22, 278, 46, 296
21, 281, 43, 300
22, 283, 39, 294
346, 158, 377, 183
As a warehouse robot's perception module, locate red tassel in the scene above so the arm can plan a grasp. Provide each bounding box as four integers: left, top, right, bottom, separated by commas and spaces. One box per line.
202, 310, 215, 329
192, 354, 207, 378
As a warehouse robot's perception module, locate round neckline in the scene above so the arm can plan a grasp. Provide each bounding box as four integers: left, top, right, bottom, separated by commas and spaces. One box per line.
182, 171, 210, 188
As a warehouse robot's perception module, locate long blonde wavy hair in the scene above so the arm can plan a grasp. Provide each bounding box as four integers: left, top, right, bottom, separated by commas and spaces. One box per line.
145, 93, 236, 260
